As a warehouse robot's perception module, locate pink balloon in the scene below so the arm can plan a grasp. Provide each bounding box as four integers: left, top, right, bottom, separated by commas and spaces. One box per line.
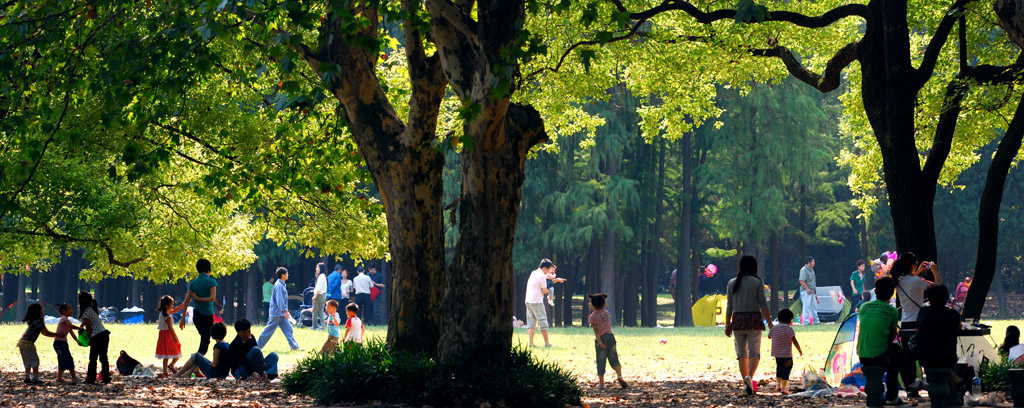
705, 264, 718, 277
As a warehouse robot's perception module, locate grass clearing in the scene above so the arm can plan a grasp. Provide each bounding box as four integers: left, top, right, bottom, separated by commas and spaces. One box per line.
4, 319, 1021, 385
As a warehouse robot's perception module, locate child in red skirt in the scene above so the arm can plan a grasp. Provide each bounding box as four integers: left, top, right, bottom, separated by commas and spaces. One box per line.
155, 295, 183, 376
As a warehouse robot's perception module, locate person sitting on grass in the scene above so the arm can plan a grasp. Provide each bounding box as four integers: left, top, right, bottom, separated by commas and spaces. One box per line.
172, 322, 231, 379
20, 303, 56, 384
343, 303, 364, 345
999, 325, 1019, 359
320, 300, 342, 354
857, 277, 902, 407
229, 319, 279, 381
588, 293, 628, 389
768, 308, 802, 394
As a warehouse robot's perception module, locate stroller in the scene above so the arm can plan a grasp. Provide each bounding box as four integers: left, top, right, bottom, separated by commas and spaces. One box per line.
291, 287, 316, 328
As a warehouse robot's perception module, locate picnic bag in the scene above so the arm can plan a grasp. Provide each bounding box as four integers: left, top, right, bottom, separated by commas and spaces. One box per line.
76, 329, 89, 347
116, 350, 141, 375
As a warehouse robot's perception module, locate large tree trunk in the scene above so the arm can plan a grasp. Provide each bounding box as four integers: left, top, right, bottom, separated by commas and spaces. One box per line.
674, 133, 695, 326
439, 103, 547, 362
311, 0, 449, 355
583, 237, 601, 327
962, 95, 1024, 320
644, 136, 666, 327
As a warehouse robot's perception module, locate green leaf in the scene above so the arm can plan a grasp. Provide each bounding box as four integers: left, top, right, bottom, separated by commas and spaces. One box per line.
734, 0, 770, 23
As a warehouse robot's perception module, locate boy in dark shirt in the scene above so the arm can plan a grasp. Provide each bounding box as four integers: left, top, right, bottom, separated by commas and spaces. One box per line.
229, 319, 278, 380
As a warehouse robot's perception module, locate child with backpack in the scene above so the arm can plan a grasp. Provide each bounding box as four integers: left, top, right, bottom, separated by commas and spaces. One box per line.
20, 303, 56, 384
768, 308, 803, 394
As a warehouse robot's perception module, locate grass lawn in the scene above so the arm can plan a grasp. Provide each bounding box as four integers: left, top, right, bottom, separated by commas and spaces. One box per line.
3, 318, 1021, 385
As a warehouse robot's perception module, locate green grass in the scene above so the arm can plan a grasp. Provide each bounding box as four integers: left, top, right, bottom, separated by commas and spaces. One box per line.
5, 318, 1022, 385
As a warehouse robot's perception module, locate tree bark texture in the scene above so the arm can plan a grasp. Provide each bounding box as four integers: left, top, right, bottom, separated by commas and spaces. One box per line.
770, 232, 780, 314
962, 94, 1024, 320
307, 0, 449, 354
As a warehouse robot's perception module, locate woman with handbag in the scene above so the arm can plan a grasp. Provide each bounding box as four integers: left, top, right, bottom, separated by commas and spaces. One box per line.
724, 255, 773, 395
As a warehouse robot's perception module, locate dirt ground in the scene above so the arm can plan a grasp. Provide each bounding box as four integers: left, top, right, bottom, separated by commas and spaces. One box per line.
2, 370, 1016, 407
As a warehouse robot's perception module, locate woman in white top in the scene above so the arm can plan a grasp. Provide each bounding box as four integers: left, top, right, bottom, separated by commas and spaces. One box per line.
890, 253, 941, 397
340, 269, 353, 306
78, 291, 111, 384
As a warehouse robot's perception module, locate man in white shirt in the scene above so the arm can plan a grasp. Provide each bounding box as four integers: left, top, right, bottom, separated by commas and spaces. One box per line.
312, 263, 329, 330
525, 259, 554, 347
352, 266, 374, 324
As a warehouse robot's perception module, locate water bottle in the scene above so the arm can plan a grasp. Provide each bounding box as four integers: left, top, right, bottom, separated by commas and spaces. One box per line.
972, 376, 981, 396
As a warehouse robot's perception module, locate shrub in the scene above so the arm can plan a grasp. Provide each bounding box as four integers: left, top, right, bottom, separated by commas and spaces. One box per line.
283, 341, 582, 407
982, 358, 1024, 392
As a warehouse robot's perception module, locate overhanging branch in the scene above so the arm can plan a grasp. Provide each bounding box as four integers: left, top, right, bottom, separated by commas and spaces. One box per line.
916, 0, 977, 89
524, 18, 650, 82
620, 1, 867, 28
751, 41, 859, 92
922, 77, 969, 187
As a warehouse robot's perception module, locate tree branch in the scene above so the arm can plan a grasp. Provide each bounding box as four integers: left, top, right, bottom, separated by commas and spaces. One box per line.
424, 0, 481, 48
921, 77, 968, 187
3, 227, 146, 268
751, 41, 858, 92
916, 0, 976, 89
524, 18, 650, 82
624, 1, 867, 28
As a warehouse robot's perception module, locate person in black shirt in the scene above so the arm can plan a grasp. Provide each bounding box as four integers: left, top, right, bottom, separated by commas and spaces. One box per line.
229, 319, 278, 380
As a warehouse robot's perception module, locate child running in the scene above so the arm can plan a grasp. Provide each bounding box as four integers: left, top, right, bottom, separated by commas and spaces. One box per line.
155, 295, 183, 376
321, 300, 342, 354
343, 303, 364, 345
588, 293, 628, 388
20, 303, 56, 384
54, 303, 80, 384
768, 308, 803, 394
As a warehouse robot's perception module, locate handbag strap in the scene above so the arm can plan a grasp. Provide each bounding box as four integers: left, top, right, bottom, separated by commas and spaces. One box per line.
896, 280, 922, 309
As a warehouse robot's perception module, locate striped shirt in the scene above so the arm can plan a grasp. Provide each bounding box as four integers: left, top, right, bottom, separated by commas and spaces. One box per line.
769, 324, 796, 358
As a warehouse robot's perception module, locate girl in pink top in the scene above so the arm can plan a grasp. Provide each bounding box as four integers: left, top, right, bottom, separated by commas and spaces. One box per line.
588, 293, 628, 388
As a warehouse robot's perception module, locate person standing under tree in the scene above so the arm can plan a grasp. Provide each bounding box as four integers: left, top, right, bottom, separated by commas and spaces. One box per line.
257, 267, 300, 351
850, 259, 868, 308
725, 255, 773, 395
368, 264, 385, 326
798, 256, 819, 325
262, 274, 274, 324
312, 263, 328, 330
525, 259, 554, 347
179, 259, 218, 355
352, 266, 374, 324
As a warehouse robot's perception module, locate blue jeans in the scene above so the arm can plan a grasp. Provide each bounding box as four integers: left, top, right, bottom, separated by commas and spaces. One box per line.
595, 333, 620, 376
257, 315, 299, 350
800, 291, 819, 325
54, 341, 75, 371
192, 353, 228, 378
233, 347, 278, 380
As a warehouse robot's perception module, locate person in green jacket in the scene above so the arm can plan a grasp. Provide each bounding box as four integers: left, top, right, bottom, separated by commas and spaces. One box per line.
262, 275, 274, 324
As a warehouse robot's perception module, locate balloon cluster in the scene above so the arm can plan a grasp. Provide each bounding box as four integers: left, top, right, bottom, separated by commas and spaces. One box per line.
872, 251, 897, 279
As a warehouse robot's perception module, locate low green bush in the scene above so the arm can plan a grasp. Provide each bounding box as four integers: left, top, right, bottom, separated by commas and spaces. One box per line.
283, 340, 582, 407
982, 358, 1024, 392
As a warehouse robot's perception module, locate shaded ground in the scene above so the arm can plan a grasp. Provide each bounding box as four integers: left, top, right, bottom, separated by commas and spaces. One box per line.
0, 372, 317, 408
6, 370, 1017, 408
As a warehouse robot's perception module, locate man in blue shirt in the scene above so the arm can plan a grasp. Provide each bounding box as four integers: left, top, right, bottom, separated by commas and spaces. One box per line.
179, 258, 218, 355
257, 267, 300, 350
326, 264, 343, 304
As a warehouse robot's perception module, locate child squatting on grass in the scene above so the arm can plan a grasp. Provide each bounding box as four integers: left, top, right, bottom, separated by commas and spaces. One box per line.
767, 308, 803, 394
20, 303, 57, 384
588, 293, 628, 389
